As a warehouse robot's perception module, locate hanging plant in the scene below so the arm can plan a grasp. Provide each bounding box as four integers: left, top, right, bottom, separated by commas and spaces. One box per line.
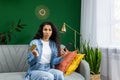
0, 19, 27, 44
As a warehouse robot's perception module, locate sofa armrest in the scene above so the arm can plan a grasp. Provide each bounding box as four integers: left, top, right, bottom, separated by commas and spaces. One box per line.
76, 60, 90, 80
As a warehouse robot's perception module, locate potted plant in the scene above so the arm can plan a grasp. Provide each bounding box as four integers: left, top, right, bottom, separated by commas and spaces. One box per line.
80, 40, 102, 80
0, 19, 27, 44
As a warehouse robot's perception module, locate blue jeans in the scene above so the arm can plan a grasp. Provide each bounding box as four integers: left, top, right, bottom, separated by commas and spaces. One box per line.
30, 63, 64, 80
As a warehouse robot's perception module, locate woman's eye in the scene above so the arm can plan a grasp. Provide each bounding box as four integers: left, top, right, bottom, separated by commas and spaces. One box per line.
44, 29, 47, 31
43, 28, 52, 31
49, 29, 52, 31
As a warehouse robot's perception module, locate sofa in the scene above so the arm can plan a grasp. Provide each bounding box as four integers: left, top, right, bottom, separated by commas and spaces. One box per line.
0, 45, 90, 80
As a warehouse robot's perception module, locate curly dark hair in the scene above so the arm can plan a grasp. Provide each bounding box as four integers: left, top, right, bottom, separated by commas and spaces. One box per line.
33, 21, 61, 53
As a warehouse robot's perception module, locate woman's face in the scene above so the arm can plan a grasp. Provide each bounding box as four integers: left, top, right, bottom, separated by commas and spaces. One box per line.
42, 24, 52, 40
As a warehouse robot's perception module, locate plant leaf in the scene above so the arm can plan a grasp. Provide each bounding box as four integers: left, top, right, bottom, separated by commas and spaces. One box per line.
15, 28, 21, 32
17, 25, 24, 29
17, 19, 21, 25
21, 24, 27, 26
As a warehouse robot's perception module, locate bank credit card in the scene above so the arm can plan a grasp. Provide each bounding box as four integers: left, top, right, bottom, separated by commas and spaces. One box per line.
29, 44, 36, 51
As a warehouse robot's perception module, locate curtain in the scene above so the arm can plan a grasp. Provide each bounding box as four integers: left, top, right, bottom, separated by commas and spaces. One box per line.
81, 0, 120, 80
80, 0, 97, 46
100, 47, 120, 80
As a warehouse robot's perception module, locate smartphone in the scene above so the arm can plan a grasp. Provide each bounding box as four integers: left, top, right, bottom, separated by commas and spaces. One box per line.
64, 43, 72, 51
29, 44, 36, 51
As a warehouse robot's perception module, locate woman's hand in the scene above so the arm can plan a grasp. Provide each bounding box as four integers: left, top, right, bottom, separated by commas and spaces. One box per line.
60, 48, 68, 58
32, 49, 39, 57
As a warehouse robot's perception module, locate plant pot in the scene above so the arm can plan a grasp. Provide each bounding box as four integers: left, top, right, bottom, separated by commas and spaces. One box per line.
90, 74, 100, 80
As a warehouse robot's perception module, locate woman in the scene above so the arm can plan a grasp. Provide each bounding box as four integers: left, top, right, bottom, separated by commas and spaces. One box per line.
24, 21, 67, 80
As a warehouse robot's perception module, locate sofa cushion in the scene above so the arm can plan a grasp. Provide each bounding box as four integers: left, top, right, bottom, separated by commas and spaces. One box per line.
0, 45, 29, 73
65, 54, 85, 75
55, 50, 77, 73
64, 72, 85, 80
0, 72, 85, 80
0, 72, 25, 80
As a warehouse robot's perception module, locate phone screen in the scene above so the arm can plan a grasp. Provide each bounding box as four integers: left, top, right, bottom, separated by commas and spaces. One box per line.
64, 43, 72, 51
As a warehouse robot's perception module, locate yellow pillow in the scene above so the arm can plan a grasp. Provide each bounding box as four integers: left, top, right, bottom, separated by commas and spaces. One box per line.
65, 54, 85, 75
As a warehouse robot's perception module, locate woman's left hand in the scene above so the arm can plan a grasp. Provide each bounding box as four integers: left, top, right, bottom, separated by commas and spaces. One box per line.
60, 48, 68, 57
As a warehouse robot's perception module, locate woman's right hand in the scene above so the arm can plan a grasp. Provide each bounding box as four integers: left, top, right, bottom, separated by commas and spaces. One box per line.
32, 49, 39, 57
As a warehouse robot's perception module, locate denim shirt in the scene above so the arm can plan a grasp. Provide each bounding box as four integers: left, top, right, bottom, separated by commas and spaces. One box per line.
24, 39, 63, 80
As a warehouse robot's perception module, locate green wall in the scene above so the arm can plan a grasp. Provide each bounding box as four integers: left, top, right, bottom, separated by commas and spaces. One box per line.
0, 0, 81, 50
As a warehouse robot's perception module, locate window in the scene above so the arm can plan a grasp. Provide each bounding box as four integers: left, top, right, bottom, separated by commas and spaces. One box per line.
96, 0, 120, 47
81, 0, 120, 47
111, 0, 120, 45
